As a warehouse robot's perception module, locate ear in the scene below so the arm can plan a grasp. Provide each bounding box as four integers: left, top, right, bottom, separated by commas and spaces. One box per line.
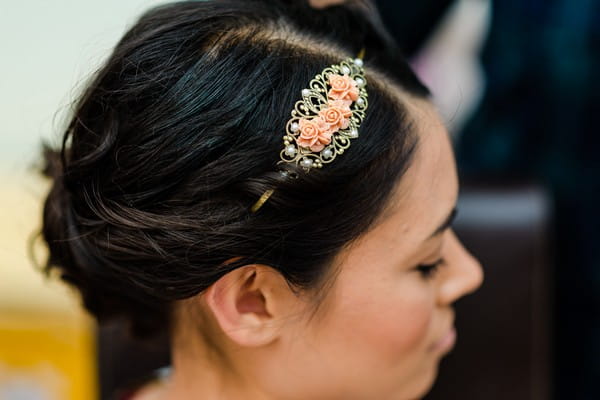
203, 264, 300, 347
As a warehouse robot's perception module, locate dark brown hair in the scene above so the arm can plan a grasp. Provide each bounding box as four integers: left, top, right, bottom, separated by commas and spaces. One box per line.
40, 0, 429, 337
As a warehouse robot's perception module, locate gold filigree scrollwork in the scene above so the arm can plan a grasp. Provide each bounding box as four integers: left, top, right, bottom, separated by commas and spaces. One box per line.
278, 57, 368, 172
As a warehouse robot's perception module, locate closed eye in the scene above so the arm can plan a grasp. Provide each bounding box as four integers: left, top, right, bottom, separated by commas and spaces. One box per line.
416, 258, 445, 279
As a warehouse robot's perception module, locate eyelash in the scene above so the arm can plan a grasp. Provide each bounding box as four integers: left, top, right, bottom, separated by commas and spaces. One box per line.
416, 258, 445, 279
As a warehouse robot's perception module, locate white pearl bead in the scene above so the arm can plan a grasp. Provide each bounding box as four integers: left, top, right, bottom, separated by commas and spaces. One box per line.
290, 122, 299, 132
356, 98, 365, 106
355, 77, 364, 87
302, 89, 310, 96
285, 145, 297, 155
323, 149, 333, 158
301, 158, 313, 168
350, 129, 359, 138
354, 58, 364, 67
341, 66, 350, 75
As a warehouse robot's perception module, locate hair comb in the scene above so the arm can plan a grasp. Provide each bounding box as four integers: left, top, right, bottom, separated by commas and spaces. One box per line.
251, 49, 368, 213
279, 50, 368, 171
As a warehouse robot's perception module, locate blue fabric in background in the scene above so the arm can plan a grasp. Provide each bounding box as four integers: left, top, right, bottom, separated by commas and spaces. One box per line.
456, 1, 600, 398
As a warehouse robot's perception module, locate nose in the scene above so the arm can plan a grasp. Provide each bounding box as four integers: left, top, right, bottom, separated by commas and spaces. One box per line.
437, 230, 484, 306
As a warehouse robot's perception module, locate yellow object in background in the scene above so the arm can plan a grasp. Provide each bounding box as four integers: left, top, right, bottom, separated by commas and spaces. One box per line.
0, 171, 97, 400
0, 311, 96, 400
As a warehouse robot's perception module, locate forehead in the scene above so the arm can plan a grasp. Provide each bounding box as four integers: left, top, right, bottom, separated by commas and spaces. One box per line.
379, 98, 459, 246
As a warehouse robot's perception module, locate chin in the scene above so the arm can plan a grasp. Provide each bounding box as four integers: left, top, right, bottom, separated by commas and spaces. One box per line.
402, 363, 441, 400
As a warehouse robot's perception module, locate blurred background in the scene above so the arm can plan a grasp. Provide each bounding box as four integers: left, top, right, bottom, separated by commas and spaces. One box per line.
1, 0, 598, 399
0, 2, 169, 399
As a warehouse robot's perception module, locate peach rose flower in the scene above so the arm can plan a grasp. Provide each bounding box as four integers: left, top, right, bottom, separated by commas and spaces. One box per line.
297, 116, 333, 152
319, 101, 352, 131
328, 73, 359, 102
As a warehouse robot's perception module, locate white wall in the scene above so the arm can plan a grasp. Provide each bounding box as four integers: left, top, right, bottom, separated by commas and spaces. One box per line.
0, 0, 169, 172
0, 0, 169, 313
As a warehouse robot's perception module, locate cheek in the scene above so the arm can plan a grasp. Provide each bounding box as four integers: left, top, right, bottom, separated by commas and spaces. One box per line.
326, 277, 436, 368
357, 287, 433, 361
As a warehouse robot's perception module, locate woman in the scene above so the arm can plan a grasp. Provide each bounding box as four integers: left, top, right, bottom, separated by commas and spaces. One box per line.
40, 0, 483, 398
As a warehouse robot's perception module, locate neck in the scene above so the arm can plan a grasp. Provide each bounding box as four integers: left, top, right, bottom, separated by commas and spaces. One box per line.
162, 333, 271, 400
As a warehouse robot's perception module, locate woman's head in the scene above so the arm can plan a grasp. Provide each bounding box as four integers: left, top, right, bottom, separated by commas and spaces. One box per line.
41, 0, 483, 398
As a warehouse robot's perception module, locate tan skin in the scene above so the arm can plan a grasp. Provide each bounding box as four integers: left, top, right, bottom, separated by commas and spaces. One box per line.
132, 98, 484, 399
308, 0, 348, 8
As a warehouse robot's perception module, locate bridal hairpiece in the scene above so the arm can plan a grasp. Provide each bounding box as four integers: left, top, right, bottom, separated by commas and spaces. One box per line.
251, 49, 368, 213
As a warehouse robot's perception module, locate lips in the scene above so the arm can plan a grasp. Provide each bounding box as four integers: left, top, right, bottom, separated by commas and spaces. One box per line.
430, 326, 457, 353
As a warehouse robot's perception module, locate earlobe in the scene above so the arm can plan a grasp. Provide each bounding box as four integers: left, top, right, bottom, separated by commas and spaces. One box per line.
204, 265, 282, 347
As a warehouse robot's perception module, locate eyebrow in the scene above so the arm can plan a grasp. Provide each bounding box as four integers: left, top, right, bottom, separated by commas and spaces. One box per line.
428, 207, 458, 240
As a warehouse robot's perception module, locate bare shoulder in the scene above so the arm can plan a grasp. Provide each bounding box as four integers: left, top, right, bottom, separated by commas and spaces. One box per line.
130, 380, 168, 400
